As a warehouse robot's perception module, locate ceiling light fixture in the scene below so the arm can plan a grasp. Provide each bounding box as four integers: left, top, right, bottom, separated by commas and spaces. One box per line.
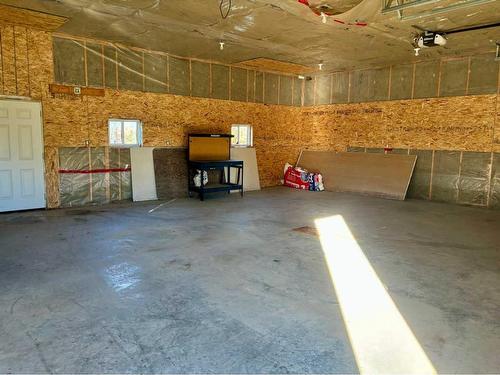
320, 12, 327, 24
219, 41, 225, 50
298, 75, 305, 80
318, 62, 324, 70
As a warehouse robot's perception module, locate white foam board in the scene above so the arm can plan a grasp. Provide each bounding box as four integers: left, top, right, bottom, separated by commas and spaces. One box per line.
229, 147, 261, 192
130, 147, 158, 202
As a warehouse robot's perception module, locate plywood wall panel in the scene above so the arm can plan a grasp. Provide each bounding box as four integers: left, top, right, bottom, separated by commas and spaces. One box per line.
43, 96, 92, 147
305, 95, 497, 153
0, 31, 3, 92
44, 146, 60, 208
26, 30, 53, 100
1, 25, 17, 95
13, 27, 30, 97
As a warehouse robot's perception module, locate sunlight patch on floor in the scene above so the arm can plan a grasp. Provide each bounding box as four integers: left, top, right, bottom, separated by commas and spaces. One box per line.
315, 215, 435, 374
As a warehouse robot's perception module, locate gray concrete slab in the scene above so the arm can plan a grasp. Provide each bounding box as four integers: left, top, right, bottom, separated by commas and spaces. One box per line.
0, 188, 499, 373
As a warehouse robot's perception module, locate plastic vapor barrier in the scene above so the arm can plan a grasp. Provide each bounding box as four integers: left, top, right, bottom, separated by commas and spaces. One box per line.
58, 147, 131, 207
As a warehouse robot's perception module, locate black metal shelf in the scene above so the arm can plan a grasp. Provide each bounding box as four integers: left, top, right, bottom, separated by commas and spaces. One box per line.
188, 160, 244, 201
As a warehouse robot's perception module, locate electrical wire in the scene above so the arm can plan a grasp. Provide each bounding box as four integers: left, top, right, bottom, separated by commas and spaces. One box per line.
219, 0, 232, 19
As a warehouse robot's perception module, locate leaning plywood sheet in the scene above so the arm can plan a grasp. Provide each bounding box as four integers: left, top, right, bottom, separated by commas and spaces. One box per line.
130, 147, 158, 202
153, 147, 188, 199
297, 151, 417, 200
230, 147, 261, 191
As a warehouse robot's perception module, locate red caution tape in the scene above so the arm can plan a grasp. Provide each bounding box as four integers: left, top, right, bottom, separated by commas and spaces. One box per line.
58, 168, 131, 174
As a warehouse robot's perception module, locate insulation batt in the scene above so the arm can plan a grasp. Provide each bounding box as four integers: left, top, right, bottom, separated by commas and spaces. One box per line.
283, 163, 324, 191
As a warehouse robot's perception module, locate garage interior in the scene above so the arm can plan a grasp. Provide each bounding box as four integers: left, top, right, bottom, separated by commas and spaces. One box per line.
0, 0, 499, 373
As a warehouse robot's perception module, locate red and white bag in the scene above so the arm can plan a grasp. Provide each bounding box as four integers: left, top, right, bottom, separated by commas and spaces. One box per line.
283, 163, 324, 191
284, 164, 310, 190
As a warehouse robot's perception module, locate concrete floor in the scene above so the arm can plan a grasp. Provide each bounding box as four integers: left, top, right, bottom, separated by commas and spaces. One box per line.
0, 187, 499, 373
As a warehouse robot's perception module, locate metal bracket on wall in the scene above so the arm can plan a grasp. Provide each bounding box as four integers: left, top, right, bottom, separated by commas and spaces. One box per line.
496, 42, 500, 61
382, 0, 496, 21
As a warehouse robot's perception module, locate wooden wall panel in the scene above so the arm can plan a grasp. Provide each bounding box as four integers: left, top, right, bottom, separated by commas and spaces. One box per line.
44, 146, 60, 208
305, 95, 499, 154
0, 4, 66, 31
28, 29, 53, 99
0, 26, 51, 98
13, 27, 30, 96
1, 25, 16, 95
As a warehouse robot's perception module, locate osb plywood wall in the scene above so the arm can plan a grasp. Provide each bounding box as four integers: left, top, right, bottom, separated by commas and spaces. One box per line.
43, 92, 311, 207
2, 16, 500, 209
0, 25, 53, 99
303, 95, 500, 153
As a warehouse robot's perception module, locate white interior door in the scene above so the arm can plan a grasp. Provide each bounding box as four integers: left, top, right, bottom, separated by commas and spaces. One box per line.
0, 100, 45, 212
